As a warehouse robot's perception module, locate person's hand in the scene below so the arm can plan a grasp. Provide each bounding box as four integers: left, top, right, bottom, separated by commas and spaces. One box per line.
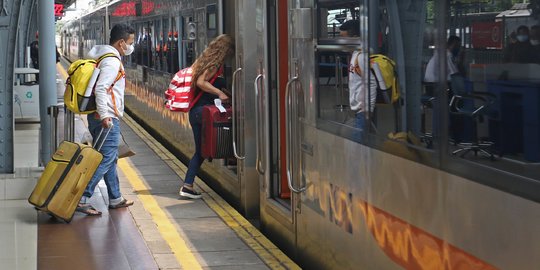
101, 117, 113, 129
218, 91, 229, 102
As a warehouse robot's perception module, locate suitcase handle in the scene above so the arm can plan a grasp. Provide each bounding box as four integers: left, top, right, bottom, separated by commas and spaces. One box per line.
72, 170, 87, 195
93, 123, 113, 151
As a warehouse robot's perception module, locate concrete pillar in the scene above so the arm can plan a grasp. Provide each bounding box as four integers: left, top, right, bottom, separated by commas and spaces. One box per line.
38, 0, 57, 165
0, 0, 22, 173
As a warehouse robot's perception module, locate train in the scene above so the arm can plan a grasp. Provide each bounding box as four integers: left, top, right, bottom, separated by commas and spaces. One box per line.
60, 0, 540, 269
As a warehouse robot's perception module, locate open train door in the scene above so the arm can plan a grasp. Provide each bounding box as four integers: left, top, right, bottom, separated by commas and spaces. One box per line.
255, 0, 312, 258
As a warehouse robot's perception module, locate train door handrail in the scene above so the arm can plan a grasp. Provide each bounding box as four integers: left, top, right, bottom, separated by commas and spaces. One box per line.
232, 67, 245, 160
254, 73, 265, 175
285, 75, 307, 194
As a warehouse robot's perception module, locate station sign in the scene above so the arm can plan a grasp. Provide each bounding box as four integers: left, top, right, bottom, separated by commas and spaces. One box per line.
471, 21, 503, 49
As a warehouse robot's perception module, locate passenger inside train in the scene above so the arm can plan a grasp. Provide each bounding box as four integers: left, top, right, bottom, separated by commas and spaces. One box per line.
339, 19, 377, 139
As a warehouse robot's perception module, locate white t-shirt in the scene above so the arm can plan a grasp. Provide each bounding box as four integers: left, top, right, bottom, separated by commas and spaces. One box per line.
349, 50, 378, 112
424, 50, 459, 82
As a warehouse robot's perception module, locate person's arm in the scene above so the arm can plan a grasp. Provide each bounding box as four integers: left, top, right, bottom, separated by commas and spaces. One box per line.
196, 66, 228, 101
94, 57, 121, 128
447, 51, 459, 77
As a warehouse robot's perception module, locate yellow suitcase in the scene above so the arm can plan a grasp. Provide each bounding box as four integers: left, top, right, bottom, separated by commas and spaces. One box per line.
29, 129, 108, 222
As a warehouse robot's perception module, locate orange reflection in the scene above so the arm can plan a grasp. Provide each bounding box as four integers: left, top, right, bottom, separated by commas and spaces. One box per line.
305, 183, 497, 269
125, 80, 190, 129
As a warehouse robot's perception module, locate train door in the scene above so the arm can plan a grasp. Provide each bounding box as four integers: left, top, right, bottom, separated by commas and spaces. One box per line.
232, 0, 260, 218
256, 0, 309, 256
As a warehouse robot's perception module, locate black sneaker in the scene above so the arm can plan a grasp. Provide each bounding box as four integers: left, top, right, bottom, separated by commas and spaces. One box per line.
179, 186, 202, 199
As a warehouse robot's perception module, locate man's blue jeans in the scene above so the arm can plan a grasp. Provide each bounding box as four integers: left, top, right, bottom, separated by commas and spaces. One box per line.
353, 111, 367, 141
184, 105, 204, 185
81, 113, 122, 201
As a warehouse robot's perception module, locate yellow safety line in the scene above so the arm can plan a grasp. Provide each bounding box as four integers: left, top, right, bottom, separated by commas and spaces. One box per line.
122, 114, 301, 270
57, 62, 68, 80
117, 158, 203, 270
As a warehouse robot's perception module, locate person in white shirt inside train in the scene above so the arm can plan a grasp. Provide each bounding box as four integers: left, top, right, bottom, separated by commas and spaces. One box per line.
340, 20, 377, 137
424, 35, 461, 85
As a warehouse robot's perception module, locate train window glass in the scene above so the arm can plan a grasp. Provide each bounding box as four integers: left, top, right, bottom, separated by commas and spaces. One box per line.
162, 18, 170, 72
367, 0, 438, 158
444, 1, 540, 181
153, 19, 161, 70
182, 16, 195, 67
315, 0, 440, 162
140, 22, 152, 67
315, 1, 365, 141
169, 17, 179, 73
207, 10, 217, 30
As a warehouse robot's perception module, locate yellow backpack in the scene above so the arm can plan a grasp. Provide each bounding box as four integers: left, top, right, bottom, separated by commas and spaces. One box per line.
64, 53, 123, 114
369, 54, 400, 104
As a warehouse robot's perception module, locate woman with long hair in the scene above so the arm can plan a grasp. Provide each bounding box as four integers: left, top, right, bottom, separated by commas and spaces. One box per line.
180, 34, 234, 199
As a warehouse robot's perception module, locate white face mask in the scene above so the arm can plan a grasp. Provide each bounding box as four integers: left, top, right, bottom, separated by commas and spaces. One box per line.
516, 35, 529, 43
122, 42, 134, 56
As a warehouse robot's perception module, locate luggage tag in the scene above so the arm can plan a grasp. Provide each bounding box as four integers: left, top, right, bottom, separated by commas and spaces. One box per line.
214, 99, 227, 113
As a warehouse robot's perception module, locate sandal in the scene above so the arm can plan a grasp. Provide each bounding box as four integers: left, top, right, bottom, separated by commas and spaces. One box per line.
76, 203, 102, 216
109, 198, 134, 209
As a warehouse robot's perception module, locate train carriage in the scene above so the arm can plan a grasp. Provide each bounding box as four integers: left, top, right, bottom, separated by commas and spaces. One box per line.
61, 0, 540, 269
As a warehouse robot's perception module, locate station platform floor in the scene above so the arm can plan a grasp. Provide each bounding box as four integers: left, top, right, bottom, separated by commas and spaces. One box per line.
0, 63, 300, 270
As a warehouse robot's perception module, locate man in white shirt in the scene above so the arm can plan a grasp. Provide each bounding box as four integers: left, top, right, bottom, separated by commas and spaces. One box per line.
424, 35, 461, 84
77, 24, 136, 216
340, 20, 378, 137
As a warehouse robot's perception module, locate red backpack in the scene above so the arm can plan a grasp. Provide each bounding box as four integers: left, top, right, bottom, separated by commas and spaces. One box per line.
165, 66, 223, 112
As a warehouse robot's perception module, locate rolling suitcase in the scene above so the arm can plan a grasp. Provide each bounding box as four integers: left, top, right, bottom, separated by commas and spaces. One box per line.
28, 128, 110, 222
201, 104, 234, 159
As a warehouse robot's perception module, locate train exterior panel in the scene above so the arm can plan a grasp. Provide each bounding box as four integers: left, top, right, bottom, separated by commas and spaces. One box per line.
61, 0, 540, 269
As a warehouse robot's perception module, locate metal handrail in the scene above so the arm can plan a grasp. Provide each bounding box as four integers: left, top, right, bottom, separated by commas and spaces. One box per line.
285, 76, 307, 193
232, 67, 245, 160
254, 74, 265, 175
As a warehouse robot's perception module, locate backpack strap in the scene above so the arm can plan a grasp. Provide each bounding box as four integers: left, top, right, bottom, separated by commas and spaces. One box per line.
192, 65, 224, 107
96, 53, 125, 117
353, 50, 364, 76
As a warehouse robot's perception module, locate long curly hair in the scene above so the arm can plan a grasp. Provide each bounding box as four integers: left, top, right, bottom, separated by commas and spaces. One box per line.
191, 34, 234, 89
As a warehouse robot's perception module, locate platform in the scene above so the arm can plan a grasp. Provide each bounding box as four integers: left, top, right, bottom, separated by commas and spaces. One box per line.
0, 63, 299, 270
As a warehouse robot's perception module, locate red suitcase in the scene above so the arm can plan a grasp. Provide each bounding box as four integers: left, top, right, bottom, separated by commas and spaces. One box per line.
201, 105, 234, 159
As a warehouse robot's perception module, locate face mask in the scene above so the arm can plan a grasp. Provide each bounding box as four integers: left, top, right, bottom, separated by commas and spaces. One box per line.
122, 41, 134, 56
516, 35, 529, 42
531, 39, 540, 46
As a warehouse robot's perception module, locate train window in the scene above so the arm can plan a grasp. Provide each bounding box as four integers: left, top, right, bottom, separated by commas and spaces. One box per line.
169, 17, 180, 73
315, 1, 365, 141
207, 7, 217, 30
182, 16, 195, 67
140, 22, 153, 67
443, 1, 540, 183
162, 18, 170, 72
152, 19, 161, 70
315, 0, 439, 162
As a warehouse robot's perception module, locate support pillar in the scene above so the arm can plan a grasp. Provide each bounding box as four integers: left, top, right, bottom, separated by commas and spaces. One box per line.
0, 0, 22, 173
16, 0, 34, 68
38, 0, 57, 165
